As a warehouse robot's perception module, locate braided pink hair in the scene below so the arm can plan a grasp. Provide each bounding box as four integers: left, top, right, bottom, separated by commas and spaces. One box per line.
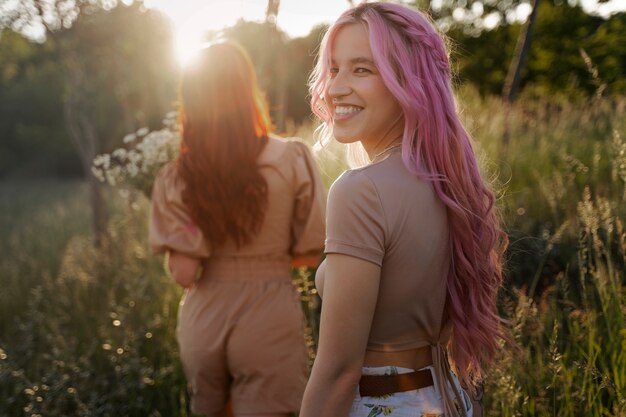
309, 2, 508, 388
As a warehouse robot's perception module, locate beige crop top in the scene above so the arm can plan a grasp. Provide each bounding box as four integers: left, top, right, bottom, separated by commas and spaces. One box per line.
315, 147, 464, 415
316, 146, 451, 350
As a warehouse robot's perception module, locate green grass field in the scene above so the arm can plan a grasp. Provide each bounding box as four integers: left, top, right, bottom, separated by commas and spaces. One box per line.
1, 88, 624, 416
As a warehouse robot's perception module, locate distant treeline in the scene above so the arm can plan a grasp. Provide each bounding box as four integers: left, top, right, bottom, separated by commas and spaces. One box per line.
0, 1, 624, 178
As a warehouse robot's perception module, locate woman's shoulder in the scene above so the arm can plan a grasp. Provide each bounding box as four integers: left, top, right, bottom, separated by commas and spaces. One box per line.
153, 161, 185, 203
346, 153, 425, 191
258, 134, 290, 164
155, 160, 177, 179
329, 168, 379, 204
330, 155, 432, 207
155, 161, 179, 185
261, 134, 315, 165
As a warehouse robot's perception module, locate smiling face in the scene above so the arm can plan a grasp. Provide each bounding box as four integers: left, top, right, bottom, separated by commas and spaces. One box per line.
325, 23, 404, 154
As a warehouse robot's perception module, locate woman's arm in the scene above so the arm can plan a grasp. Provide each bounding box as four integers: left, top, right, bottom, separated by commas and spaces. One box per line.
167, 250, 202, 288
300, 253, 381, 417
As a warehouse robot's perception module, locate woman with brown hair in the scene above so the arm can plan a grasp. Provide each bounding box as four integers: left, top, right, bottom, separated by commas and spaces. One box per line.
149, 41, 326, 417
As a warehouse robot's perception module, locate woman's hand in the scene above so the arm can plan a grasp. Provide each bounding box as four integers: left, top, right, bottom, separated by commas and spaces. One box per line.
167, 251, 202, 288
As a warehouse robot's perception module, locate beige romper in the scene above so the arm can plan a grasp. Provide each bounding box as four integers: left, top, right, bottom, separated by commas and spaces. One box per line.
149, 137, 326, 416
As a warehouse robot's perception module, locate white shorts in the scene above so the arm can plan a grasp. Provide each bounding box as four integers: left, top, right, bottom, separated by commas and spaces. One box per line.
350, 366, 473, 417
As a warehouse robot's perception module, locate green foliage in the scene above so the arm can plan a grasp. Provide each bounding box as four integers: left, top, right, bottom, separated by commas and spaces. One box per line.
56, 2, 178, 151
449, 23, 520, 95
455, 87, 625, 415
525, 1, 604, 96
484, 191, 626, 416
283, 24, 329, 126
0, 184, 188, 416
449, 3, 626, 97
0, 2, 178, 179
218, 21, 327, 128
456, 86, 626, 292
0, 31, 73, 177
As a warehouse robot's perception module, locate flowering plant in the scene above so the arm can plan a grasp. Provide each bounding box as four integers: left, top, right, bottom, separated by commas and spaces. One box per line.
92, 111, 179, 197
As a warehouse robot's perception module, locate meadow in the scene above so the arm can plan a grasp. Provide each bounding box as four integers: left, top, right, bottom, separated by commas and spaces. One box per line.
0, 86, 624, 416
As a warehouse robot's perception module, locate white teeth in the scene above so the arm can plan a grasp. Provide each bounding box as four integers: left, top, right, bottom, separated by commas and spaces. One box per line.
335, 105, 362, 115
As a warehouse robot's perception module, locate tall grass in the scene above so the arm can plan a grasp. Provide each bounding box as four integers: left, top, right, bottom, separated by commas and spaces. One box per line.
1, 89, 625, 416
484, 187, 626, 416
458, 87, 626, 416
0, 185, 187, 416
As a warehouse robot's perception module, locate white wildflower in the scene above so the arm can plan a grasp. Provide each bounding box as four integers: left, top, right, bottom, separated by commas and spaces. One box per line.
135, 141, 146, 153
91, 166, 105, 182
157, 151, 169, 163
123, 133, 136, 144
106, 166, 124, 186
93, 154, 110, 169
127, 163, 139, 178
128, 150, 142, 164
136, 127, 149, 136
105, 171, 117, 187
112, 148, 127, 159
97, 154, 111, 170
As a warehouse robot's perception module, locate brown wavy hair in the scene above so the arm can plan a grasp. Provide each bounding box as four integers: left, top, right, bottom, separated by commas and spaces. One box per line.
177, 41, 271, 247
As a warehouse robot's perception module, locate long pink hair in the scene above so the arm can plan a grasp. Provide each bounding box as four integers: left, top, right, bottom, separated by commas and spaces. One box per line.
309, 2, 508, 388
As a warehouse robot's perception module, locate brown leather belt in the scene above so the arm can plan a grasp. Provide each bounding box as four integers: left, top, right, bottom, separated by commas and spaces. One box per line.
359, 368, 434, 397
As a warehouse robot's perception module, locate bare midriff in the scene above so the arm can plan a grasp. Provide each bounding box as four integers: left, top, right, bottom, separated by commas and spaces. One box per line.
363, 345, 432, 370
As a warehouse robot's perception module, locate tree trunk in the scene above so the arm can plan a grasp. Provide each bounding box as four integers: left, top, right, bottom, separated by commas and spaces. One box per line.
63, 63, 110, 249
273, 38, 288, 133
502, 0, 541, 151
265, 0, 288, 133
502, 0, 541, 103
31, 0, 109, 250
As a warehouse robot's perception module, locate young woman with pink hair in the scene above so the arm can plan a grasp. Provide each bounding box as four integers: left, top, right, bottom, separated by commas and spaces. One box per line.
300, 3, 508, 417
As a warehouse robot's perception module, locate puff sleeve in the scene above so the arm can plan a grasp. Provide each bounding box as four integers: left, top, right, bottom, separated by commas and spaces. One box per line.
149, 163, 211, 258
289, 141, 327, 256
324, 170, 386, 266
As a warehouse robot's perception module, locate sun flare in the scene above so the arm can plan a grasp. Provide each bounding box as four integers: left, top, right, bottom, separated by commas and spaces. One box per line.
143, 0, 348, 66
145, 0, 266, 65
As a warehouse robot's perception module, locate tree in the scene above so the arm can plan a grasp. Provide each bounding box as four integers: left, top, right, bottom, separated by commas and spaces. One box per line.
0, 31, 73, 177
448, 2, 626, 98
524, 1, 613, 96
449, 22, 518, 95
1, 0, 177, 248
264, 0, 288, 132
284, 24, 329, 126
409, 0, 542, 103
411, 0, 533, 33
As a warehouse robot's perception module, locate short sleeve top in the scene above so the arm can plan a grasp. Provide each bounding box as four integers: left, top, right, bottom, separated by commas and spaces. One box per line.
317, 147, 451, 351
149, 136, 326, 261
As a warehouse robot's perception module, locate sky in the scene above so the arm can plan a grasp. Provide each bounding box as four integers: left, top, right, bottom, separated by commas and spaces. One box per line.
144, 0, 350, 38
